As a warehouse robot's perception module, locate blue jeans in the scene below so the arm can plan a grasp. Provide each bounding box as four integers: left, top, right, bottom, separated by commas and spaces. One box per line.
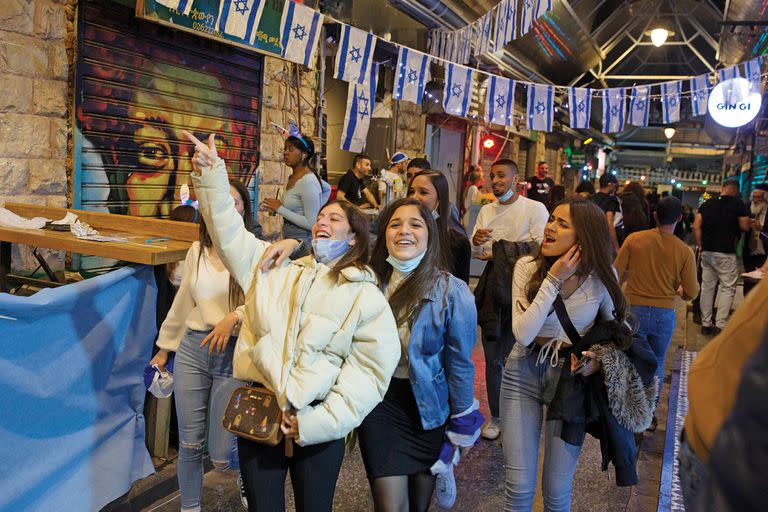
174, 329, 241, 511
500, 344, 582, 512
631, 305, 675, 397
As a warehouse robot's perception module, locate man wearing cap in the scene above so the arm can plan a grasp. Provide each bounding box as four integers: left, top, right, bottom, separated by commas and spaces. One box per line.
591, 173, 624, 250
743, 183, 768, 295
378, 151, 408, 204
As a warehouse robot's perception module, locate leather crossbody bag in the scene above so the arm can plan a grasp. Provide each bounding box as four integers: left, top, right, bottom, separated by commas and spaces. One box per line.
222, 386, 294, 456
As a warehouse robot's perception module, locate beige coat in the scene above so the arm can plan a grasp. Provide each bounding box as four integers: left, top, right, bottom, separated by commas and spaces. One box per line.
192, 159, 400, 445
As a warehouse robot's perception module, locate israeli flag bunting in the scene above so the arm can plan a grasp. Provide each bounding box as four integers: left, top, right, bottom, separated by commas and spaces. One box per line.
341, 64, 379, 153
527, 84, 555, 132
522, 0, 553, 36
216, 0, 265, 43
743, 57, 762, 90
627, 85, 650, 127
156, 0, 193, 16
689, 75, 709, 117
602, 88, 626, 133
475, 12, 493, 56
280, 1, 323, 68
485, 76, 516, 126
494, 0, 516, 51
394, 47, 431, 105
334, 24, 377, 84
443, 63, 475, 118
660, 80, 681, 124
567, 87, 591, 129
718, 64, 739, 83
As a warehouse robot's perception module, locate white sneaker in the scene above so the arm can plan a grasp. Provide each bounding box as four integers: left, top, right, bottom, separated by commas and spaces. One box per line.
237, 473, 248, 509
435, 463, 457, 509
481, 419, 501, 440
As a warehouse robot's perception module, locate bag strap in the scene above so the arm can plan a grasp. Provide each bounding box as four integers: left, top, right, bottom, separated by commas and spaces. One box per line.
553, 294, 581, 344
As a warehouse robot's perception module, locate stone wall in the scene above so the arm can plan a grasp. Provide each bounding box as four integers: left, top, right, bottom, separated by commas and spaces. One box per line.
395, 101, 426, 160
0, 0, 75, 270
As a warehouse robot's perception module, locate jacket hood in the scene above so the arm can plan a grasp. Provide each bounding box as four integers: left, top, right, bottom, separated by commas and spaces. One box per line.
293, 255, 378, 284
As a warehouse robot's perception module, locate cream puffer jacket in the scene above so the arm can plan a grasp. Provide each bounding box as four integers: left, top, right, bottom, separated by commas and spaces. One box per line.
191, 159, 400, 446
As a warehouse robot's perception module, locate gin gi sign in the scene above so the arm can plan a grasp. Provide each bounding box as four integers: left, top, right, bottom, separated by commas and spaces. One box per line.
708, 78, 762, 128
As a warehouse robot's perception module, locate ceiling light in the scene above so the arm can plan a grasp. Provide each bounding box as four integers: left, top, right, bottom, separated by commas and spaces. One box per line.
664, 127, 676, 139
650, 28, 669, 47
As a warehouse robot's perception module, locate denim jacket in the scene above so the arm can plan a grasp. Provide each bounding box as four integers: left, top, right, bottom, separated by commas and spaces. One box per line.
405, 272, 478, 430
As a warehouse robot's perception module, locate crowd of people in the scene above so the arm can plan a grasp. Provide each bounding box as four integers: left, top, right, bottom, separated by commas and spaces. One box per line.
145, 128, 767, 512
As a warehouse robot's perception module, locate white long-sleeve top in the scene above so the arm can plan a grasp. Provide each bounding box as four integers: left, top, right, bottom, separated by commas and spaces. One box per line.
470, 195, 548, 257
156, 242, 241, 352
511, 256, 616, 357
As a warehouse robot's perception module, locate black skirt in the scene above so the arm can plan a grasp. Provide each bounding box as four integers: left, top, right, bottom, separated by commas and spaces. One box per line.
358, 378, 446, 479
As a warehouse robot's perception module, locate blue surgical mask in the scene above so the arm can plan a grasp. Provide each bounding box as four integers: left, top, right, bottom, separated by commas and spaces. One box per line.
386, 250, 427, 274
495, 187, 515, 202
312, 238, 351, 265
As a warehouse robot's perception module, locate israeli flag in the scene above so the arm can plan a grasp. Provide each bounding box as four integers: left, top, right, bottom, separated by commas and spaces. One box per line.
567, 87, 591, 129
280, 0, 323, 68
628, 85, 650, 126
485, 76, 516, 126
443, 63, 475, 118
475, 12, 493, 56
522, 0, 553, 36
394, 47, 430, 105
602, 88, 626, 133
718, 64, 740, 83
156, 0, 193, 16
689, 74, 709, 117
216, 0, 265, 43
660, 80, 681, 124
334, 24, 377, 84
743, 57, 762, 90
494, 0, 516, 51
341, 64, 378, 153
527, 84, 555, 132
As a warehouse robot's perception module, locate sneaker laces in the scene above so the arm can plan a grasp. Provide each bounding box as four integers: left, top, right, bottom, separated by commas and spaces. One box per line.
537, 338, 566, 368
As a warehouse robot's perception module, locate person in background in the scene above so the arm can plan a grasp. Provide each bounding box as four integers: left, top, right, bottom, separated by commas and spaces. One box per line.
620, 181, 650, 239
575, 180, 595, 199
360, 198, 480, 512
185, 131, 400, 512
405, 157, 432, 186
528, 161, 554, 207
742, 184, 768, 296
693, 180, 751, 335
461, 164, 482, 220
471, 158, 549, 440
408, 170, 471, 283
379, 152, 409, 205
463, 170, 484, 226
336, 153, 379, 209
590, 173, 623, 251
614, 197, 699, 426
680, 279, 768, 511
262, 135, 331, 243
547, 185, 566, 212
149, 181, 256, 512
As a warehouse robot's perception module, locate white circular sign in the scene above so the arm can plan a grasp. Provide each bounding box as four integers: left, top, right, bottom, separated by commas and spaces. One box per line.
708, 77, 762, 128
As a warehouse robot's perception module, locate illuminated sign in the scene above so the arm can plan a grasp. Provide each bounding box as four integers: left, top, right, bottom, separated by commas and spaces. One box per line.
708, 78, 762, 128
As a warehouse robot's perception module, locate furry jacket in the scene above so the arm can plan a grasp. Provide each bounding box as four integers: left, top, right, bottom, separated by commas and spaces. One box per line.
547, 320, 658, 486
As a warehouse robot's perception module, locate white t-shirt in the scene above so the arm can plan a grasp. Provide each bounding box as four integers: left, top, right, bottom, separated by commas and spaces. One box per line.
470, 195, 549, 257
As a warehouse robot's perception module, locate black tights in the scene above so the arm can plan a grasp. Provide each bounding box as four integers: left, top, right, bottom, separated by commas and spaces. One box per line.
370, 473, 436, 512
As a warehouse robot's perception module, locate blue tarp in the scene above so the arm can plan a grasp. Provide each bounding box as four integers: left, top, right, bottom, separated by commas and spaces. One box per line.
0, 266, 158, 511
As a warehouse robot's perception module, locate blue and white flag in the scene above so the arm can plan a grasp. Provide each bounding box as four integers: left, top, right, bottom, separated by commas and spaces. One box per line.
216, 0, 265, 43
689, 74, 709, 117
743, 57, 762, 90
527, 84, 555, 132
280, 0, 323, 68
156, 0, 193, 16
443, 63, 475, 117
457, 27, 471, 64
334, 24, 377, 84
485, 76, 516, 126
521, 0, 553, 36
394, 47, 430, 105
660, 80, 682, 124
718, 64, 740, 82
628, 85, 650, 126
494, 0, 516, 51
602, 88, 626, 133
475, 11, 493, 56
567, 87, 591, 129
341, 64, 378, 153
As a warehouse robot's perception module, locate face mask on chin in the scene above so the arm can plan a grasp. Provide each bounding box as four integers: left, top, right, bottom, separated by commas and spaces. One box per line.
495, 186, 515, 202
386, 250, 427, 274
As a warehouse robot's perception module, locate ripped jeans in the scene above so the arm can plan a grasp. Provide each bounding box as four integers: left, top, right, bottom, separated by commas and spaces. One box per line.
174, 329, 241, 512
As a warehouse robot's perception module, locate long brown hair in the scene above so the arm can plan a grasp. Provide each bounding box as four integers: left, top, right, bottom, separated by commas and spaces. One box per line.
370, 198, 442, 325
525, 197, 628, 337
407, 169, 454, 273
316, 199, 372, 278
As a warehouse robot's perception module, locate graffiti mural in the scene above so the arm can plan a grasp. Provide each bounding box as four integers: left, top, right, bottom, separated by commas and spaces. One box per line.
75, 0, 262, 217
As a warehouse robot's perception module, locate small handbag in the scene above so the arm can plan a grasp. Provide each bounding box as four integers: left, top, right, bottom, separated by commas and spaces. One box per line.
222, 386, 293, 455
